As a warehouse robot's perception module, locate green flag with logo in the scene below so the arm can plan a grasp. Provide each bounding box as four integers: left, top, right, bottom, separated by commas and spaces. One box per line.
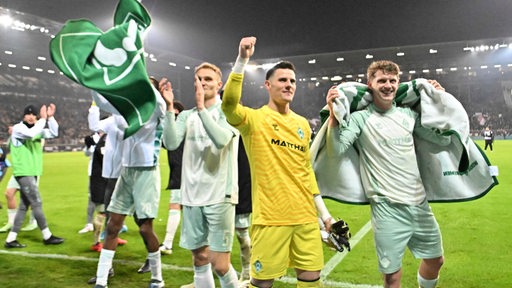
50, 0, 154, 138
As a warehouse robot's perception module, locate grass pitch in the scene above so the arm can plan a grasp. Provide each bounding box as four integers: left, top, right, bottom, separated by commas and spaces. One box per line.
0, 140, 510, 287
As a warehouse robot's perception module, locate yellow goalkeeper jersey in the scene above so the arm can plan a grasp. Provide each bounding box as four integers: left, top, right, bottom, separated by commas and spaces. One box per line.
222, 73, 318, 226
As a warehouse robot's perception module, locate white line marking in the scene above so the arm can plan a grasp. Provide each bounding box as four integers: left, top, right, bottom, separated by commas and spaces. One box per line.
322, 220, 373, 277
0, 249, 193, 272
0, 221, 380, 287
277, 221, 381, 287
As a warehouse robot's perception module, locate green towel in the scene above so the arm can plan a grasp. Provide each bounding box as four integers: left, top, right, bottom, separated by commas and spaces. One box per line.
49, 0, 154, 138
311, 79, 498, 204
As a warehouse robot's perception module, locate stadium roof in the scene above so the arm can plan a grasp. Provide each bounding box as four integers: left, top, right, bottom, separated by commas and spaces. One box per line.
1, 0, 512, 64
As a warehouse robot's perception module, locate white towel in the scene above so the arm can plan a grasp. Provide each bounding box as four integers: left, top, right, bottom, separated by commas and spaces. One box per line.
311, 79, 498, 204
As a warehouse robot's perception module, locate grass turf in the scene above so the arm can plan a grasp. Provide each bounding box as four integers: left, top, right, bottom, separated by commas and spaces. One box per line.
0, 140, 510, 287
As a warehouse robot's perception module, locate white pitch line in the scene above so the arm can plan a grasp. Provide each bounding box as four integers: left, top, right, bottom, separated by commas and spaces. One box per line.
321, 220, 373, 277
0, 221, 380, 288
277, 220, 382, 288
0, 249, 193, 272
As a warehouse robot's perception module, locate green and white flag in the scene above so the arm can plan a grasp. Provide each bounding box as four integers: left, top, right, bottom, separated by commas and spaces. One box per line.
50, 0, 154, 138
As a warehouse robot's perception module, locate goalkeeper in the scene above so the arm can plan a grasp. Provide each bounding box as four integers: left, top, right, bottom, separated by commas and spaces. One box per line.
221, 36, 350, 288
315, 194, 351, 253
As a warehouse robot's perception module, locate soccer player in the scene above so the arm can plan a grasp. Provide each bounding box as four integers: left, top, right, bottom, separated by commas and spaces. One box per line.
221, 37, 339, 288
324, 60, 445, 288
88, 85, 166, 288
160, 63, 240, 288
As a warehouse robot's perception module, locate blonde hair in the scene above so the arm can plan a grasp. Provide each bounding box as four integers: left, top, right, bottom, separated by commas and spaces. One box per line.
195, 62, 222, 80
367, 60, 400, 81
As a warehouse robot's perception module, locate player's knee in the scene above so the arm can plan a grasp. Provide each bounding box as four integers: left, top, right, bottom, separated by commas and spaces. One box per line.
297, 278, 321, 287
5, 188, 16, 199
250, 278, 274, 288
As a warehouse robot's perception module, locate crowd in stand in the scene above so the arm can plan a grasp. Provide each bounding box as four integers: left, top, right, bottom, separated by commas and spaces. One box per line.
1, 71, 511, 147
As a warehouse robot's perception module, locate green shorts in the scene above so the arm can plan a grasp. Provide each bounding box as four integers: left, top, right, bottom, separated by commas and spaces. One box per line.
371, 198, 444, 274
7, 175, 20, 189
179, 202, 235, 252
235, 213, 251, 229
169, 189, 181, 204
8, 175, 40, 189
108, 166, 161, 219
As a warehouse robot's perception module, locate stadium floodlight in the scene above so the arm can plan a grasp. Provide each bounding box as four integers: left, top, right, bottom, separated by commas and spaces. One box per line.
0, 15, 13, 27
245, 64, 258, 72
260, 62, 279, 70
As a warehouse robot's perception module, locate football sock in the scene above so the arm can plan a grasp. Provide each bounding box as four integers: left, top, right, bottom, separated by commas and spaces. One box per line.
163, 209, 180, 248
6, 231, 17, 242
418, 272, 438, 288
96, 249, 115, 286
236, 228, 251, 279
194, 263, 215, 287
217, 264, 238, 288
7, 209, 16, 225
41, 228, 52, 240
148, 250, 163, 281
93, 213, 106, 243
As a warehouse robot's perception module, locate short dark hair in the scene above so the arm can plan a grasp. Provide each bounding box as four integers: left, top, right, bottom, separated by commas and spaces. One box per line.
149, 76, 159, 91
265, 61, 295, 80
173, 101, 185, 113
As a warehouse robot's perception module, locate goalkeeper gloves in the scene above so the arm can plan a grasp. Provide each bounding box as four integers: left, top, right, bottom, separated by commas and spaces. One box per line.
321, 218, 351, 252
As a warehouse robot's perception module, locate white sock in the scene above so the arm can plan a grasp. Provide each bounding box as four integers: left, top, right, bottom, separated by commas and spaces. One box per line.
148, 251, 163, 281
418, 272, 439, 288
29, 211, 36, 225
163, 209, 180, 248
236, 228, 251, 278
7, 209, 17, 225
41, 228, 52, 240
93, 214, 106, 243
6, 231, 17, 242
217, 264, 239, 288
96, 249, 115, 285
194, 263, 215, 288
